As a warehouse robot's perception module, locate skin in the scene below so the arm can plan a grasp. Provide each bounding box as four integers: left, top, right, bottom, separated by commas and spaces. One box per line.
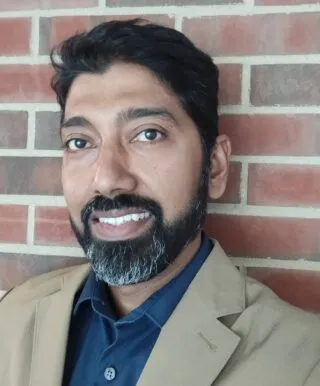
61, 62, 231, 316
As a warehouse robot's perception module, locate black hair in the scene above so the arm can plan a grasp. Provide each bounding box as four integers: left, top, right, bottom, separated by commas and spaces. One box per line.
50, 19, 219, 157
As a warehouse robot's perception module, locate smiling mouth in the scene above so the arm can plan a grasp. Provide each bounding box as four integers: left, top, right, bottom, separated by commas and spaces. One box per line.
95, 212, 151, 226
90, 209, 153, 241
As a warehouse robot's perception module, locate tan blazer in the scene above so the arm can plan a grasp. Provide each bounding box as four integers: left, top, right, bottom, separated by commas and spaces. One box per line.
1, 241, 320, 386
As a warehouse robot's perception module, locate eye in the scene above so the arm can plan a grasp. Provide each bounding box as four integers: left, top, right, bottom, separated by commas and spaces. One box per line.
134, 129, 165, 143
65, 138, 91, 151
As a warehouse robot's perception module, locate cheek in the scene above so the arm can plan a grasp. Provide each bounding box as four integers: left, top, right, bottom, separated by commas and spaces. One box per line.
61, 159, 91, 221
145, 145, 202, 218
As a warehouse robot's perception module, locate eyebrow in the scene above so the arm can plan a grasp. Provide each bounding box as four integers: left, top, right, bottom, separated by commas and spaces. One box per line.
116, 107, 177, 126
60, 116, 92, 131
60, 106, 177, 136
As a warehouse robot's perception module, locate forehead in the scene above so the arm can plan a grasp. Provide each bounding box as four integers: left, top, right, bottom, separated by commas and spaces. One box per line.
65, 62, 182, 118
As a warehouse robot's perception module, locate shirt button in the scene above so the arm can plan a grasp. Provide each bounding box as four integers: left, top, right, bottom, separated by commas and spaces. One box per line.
104, 367, 116, 381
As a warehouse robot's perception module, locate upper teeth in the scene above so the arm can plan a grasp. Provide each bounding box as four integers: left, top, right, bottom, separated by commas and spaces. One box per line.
98, 212, 150, 226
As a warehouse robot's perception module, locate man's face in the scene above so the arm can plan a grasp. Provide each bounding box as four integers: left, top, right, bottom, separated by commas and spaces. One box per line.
61, 63, 210, 285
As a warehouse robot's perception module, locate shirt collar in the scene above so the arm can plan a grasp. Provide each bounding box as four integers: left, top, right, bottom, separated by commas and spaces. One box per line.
73, 234, 213, 326
73, 269, 114, 317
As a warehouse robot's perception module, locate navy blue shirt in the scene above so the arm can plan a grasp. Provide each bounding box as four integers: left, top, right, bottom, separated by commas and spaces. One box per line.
63, 235, 212, 386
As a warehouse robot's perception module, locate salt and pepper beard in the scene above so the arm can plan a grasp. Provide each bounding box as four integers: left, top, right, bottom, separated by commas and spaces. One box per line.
70, 159, 210, 286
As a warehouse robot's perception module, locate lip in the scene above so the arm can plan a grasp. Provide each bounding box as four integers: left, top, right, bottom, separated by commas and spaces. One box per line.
91, 212, 153, 241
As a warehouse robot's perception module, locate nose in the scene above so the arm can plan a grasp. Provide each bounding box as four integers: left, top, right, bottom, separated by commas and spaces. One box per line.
91, 144, 137, 197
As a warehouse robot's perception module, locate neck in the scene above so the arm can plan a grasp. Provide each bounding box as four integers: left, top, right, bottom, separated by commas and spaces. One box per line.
108, 234, 202, 318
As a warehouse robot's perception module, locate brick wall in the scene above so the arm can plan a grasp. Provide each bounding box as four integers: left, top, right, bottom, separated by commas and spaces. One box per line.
0, 0, 320, 313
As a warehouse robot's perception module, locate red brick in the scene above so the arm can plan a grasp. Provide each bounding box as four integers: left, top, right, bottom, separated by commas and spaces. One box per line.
220, 114, 320, 156
218, 64, 242, 105
0, 65, 54, 103
183, 14, 320, 56
215, 162, 241, 204
251, 64, 320, 106
0, 253, 84, 290
108, 0, 240, 5
40, 15, 174, 54
35, 207, 77, 247
204, 215, 320, 260
0, 205, 27, 244
0, 157, 62, 195
0, 18, 31, 56
257, 0, 320, 4
248, 164, 320, 207
0, 0, 97, 11
0, 111, 28, 149
248, 268, 320, 314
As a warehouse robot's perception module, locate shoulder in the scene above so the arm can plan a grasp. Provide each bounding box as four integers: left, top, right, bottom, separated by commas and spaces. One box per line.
244, 274, 320, 325
0, 263, 90, 308
243, 276, 320, 368
242, 275, 320, 340
222, 276, 320, 384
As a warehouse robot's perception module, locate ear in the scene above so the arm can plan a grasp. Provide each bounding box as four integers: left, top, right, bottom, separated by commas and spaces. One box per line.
208, 135, 231, 200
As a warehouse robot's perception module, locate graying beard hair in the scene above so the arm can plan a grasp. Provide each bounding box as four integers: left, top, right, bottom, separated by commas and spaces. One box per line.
87, 233, 166, 286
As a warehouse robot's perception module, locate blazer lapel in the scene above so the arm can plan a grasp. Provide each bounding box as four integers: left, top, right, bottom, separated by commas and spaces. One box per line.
138, 241, 245, 386
27, 241, 244, 386
28, 264, 90, 386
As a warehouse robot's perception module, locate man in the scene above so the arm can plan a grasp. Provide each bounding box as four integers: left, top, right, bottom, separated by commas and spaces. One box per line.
0, 19, 320, 386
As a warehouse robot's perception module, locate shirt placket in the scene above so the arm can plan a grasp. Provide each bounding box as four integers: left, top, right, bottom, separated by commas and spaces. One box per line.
97, 315, 157, 386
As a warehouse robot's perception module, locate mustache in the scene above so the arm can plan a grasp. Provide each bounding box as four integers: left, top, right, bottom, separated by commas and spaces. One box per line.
81, 194, 163, 224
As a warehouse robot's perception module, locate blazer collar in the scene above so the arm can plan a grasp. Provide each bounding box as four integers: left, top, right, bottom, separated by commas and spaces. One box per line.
137, 240, 245, 386
29, 240, 245, 386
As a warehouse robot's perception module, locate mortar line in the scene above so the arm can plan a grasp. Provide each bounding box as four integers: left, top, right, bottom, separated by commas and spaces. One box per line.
2, 53, 320, 65
99, 0, 106, 8
0, 149, 62, 157
0, 195, 66, 206
174, 14, 183, 31
231, 155, 320, 164
0, 103, 59, 111
1, 4, 320, 17
207, 204, 320, 219
27, 205, 35, 245
30, 11, 40, 58
0, 243, 84, 257
240, 161, 249, 205
241, 63, 251, 107
231, 257, 320, 271
26, 110, 36, 150
219, 106, 320, 115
